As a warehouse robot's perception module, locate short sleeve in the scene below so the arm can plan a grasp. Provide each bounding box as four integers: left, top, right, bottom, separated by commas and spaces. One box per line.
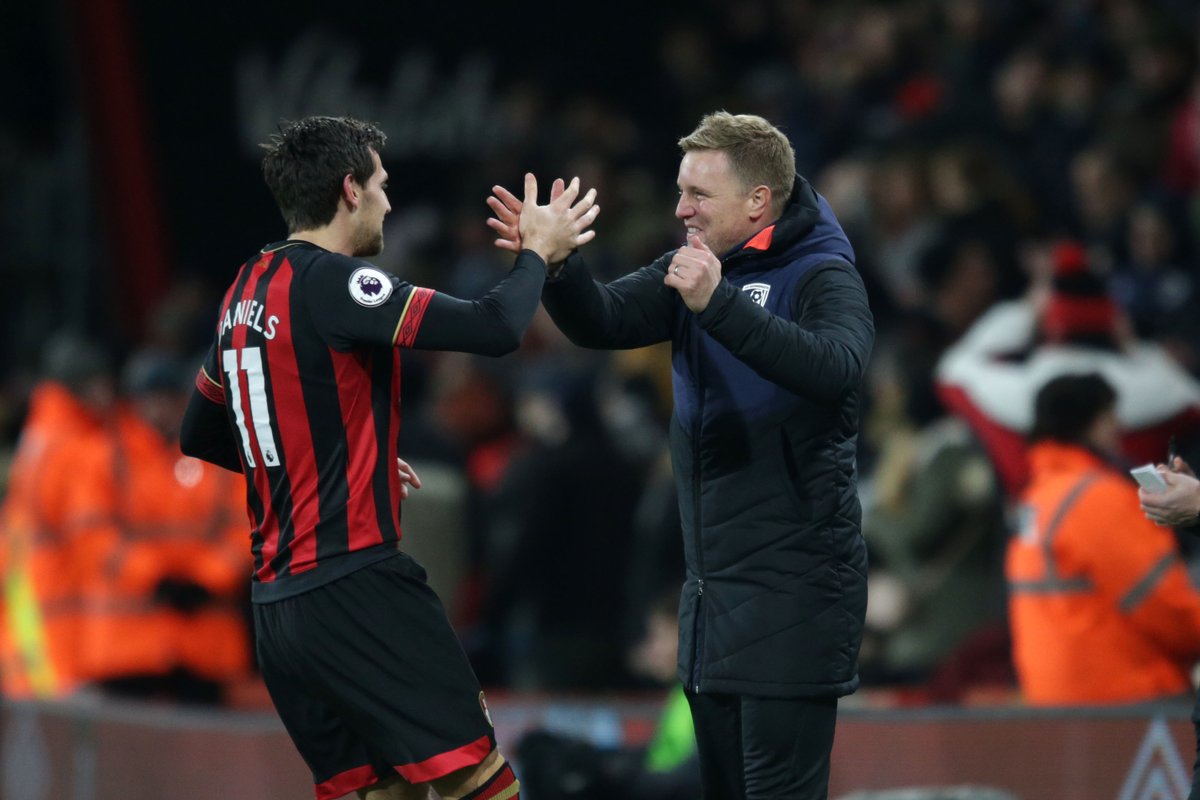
195, 341, 225, 405
301, 253, 433, 350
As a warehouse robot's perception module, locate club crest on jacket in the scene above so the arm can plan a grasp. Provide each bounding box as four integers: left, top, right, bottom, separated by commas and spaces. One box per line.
743, 282, 771, 307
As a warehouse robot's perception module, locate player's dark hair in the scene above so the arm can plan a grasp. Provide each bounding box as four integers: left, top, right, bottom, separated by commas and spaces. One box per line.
261, 116, 386, 233
1029, 372, 1116, 444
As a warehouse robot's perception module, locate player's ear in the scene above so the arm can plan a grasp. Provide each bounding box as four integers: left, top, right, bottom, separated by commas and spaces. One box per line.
342, 174, 360, 211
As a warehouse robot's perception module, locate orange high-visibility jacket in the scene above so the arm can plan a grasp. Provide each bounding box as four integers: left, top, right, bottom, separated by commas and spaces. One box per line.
64, 407, 252, 685
1008, 442, 1200, 705
1, 382, 111, 698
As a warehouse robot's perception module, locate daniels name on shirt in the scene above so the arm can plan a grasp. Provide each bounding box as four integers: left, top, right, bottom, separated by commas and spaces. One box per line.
221, 298, 279, 340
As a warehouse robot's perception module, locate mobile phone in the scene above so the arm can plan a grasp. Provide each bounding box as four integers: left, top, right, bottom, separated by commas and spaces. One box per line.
1131, 464, 1169, 493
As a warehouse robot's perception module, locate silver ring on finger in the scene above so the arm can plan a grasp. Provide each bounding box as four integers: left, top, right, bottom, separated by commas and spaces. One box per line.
674, 265, 680, 275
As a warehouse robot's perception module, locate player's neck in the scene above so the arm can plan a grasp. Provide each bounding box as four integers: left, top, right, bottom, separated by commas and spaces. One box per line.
288, 220, 355, 257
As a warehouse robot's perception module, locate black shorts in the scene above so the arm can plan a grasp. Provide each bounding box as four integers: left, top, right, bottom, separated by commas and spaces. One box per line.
254, 553, 496, 799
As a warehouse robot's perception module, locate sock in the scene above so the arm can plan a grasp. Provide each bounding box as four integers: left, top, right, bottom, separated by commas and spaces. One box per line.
460, 762, 519, 800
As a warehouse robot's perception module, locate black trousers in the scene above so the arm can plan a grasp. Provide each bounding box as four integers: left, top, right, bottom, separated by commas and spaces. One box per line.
685, 689, 838, 800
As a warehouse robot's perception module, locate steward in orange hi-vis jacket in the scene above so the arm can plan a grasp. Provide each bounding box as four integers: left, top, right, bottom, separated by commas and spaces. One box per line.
1007, 374, 1200, 705
64, 353, 253, 699
1, 335, 118, 699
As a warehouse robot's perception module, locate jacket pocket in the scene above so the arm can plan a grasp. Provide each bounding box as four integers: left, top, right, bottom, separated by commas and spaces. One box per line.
777, 426, 815, 521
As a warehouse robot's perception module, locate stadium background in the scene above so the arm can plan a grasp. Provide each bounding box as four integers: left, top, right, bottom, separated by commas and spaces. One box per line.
4, 0, 1200, 797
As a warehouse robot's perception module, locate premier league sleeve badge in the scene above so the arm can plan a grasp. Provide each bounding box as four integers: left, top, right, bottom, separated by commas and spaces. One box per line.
348, 267, 394, 307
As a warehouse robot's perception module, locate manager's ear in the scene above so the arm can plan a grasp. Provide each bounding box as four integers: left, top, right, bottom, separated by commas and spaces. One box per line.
342, 173, 361, 212
748, 185, 772, 222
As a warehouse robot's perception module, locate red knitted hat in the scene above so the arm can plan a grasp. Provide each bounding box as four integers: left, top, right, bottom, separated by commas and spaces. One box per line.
1039, 241, 1118, 343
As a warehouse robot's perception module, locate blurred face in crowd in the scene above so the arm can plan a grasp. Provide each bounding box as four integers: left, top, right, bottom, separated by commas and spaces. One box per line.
675, 149, 765, 257
76, 375, 117, 417
1128, 204, 1173, 269
135, 390, 188, 442
350, 149, 391, 257
1086, 405, 1121, 460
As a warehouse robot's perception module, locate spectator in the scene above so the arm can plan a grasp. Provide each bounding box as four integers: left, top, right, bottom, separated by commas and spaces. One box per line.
936, 240, 1200, 496
861, 331, 1007, 692
861, 152, 940, 313
481, 360, 642, 690
1069, 145, 1138, 254
1109, 199, 1195, 339
65, 350, 254, 704
0, 333, 117, 698
1008, 373, 1200, 705
425, 351, 528, 669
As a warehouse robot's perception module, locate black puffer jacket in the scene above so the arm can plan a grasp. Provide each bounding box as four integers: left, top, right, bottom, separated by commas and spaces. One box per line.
542, 177, 874, 698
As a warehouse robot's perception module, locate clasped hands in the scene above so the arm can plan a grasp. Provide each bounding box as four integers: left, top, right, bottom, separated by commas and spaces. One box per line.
486, 174, 600, 266
486, 178, 722, 312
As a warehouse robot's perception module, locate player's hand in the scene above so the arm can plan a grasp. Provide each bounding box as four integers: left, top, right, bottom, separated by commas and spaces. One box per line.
397, 457, 422, 501
515, 174, 600, 265
664, 235, 722, 313
1139, 468, 1200, 527
486, 178, 568, 256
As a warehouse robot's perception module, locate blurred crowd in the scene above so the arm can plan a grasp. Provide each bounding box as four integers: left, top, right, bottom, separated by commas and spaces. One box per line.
4, 0, 1200, 709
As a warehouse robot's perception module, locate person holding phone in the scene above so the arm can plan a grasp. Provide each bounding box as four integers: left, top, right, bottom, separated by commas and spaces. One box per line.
1140, 456, 1200, 528
1008, 373, 1200, 706
1140, 452, 1200, 800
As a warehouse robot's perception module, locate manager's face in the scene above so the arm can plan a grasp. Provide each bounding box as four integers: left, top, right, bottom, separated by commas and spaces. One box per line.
674, 149, 758, 257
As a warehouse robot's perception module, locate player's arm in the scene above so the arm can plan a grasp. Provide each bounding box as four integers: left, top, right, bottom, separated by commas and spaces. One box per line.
413, 175, 605, 353
308, 251, 549, 357
311, 174, 599, 355
490, 178, 674, 349
409, 250, 544, 355
180, 355, 244, 473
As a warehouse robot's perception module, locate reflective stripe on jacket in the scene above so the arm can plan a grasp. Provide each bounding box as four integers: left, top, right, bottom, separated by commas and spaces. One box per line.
1, 382, 110, 698
67, 409, 252, 683
1007, 442, 1200, 705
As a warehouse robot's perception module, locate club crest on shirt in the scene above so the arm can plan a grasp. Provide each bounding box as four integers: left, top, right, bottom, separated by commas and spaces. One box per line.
743, 282, 771, 307
349, 267, 393, 307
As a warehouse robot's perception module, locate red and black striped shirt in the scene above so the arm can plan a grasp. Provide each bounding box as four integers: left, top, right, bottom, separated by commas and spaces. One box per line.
194, 240, 545, 601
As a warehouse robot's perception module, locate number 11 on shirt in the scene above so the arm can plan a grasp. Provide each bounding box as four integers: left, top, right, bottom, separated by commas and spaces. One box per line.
222, 346, 281, 468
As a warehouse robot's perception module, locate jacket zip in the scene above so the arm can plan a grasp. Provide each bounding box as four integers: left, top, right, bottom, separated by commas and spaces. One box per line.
689, 316, 706, 693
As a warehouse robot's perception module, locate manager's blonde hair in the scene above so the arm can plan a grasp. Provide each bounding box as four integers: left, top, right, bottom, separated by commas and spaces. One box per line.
678, 111, 796, 217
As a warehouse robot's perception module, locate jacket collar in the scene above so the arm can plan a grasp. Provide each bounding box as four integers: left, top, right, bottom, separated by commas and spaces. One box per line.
1027, 441, 1114, 477
721, 175, 822, 272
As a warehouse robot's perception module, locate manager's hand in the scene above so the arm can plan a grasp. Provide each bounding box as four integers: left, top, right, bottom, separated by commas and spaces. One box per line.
517, 175, 600, 266
487, 178, 569, 256
665, 235, 722, 313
